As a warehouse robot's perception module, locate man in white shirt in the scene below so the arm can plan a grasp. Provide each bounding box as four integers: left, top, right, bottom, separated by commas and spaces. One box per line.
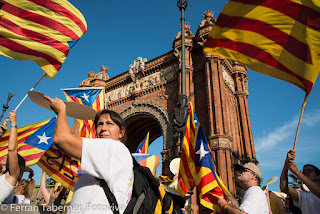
280, 150, 320, 214
45, 96, 134, 214
217, 162, 269, 214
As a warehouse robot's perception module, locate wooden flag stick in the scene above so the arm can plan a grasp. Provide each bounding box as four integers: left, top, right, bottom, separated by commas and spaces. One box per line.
293, 94, 308, 150
14, 73, 47, 111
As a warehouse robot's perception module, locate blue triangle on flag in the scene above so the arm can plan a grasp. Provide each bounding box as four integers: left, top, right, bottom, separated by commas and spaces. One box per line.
24, 118, 56, 151
67, 39, 79, 49
65, 88, 102, 107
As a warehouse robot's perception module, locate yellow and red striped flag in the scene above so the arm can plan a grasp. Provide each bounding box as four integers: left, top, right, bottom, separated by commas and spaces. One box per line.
132, 153, 160, 176
0, 0, 87, 78
177, 103, 234, 212
0, 118, 56, 166
204, 0, 320, 96
156, 175, 173, 183
62, 87, 105, 138
135, 132, 149, 154
37, 146, 81, 191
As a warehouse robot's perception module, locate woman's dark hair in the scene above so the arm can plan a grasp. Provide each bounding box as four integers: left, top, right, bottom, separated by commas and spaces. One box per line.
304, 164, 320, 175
5, 153, 26, 181
93, 110, 127, 143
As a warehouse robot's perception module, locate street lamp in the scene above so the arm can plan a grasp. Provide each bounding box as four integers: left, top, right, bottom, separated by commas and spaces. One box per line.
174, 0, 189, 155
0, 93, 15, 122
177, 0, 187, 97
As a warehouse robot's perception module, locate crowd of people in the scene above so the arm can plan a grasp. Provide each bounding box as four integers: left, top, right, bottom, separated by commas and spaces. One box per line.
0, 97, 319, 214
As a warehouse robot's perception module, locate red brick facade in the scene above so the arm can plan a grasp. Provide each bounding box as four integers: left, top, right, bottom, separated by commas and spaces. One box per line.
76, 11, 257, 213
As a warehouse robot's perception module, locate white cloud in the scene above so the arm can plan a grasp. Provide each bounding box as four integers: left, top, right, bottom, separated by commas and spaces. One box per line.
255, 109, 320, 152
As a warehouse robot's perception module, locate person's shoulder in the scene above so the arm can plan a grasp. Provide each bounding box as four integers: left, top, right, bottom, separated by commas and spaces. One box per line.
83, 138, 130, 152
248, 185, 265, 194
299, 190, 320, 199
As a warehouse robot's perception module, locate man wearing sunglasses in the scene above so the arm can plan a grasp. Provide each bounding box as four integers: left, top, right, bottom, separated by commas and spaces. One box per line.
218, 162, 269, 214
280, 150, 320, 214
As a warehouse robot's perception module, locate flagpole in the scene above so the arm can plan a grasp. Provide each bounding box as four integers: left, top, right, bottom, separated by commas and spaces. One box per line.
293, 94, 308, 150
14, 73, 47, 111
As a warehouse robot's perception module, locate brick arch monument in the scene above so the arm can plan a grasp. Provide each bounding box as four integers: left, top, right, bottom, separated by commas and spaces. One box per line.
76, 10, 258, 213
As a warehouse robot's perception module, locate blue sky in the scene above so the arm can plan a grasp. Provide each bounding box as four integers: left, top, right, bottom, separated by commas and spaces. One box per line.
1, 0, 319, 193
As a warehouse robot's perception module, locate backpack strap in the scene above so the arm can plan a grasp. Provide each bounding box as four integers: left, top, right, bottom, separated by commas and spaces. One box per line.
133, 190, 145, 214
97, 178, 120, 214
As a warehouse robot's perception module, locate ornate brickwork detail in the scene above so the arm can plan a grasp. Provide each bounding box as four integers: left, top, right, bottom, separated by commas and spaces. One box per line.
106, 65, 177, 103
80, 72, 95, 87
129, 57, 147, 74
198, 10, 216, 28
174, 22, 194, 40
222, 66, 235, 92
105, 72, 161, 102
94, 65, 110, 81
161, 64, 177, 81
243, 79, 248, 93
210, 137, 232, 150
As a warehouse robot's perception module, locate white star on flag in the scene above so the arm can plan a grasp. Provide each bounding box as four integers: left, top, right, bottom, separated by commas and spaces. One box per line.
80, 93, 90, 102
195, 140, 209, 161
37, 132, 51, 145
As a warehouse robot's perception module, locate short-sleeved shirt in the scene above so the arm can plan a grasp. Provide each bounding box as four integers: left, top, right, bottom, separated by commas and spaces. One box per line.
239, 186, 269, 214
293, 190, 320, 214
69, 138, 134, 214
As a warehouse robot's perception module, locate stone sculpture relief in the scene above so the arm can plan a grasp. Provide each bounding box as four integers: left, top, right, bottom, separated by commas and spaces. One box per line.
129, 57, 147, 74
222, 66, 235, 92
106, 66, 176, 102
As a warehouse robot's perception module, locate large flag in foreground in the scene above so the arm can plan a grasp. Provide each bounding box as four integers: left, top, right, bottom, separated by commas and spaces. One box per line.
135, 132, 149, 154
62, 87, 104, 138
177, 103, 231, 212
204, 0, 320, 96
0, 118, 56, 166
0, 0, 87, 78
37, 145, 81, 191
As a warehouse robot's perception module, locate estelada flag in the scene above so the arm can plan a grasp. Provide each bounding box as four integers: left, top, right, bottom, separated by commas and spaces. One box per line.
0, 0, 87, 78
62, 87, 104, 138
135, 132, 149, 154
132, 153, 159, 176
37, 145, 81, 191
177, 103, 233, 212
204, 0, 320, 96
0, 117, 56, 166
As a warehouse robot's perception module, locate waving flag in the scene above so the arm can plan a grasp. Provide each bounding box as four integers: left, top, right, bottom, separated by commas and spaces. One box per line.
204, 0, 320, 96
62, 87, 105, 138
0, 117, 55, 166
0, 0, 87, 78
156, 175, 173, 183
132, 153, 160, 176
37, 145, 81, 191
177, 103, 232, 212
135, 132, 149, 154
